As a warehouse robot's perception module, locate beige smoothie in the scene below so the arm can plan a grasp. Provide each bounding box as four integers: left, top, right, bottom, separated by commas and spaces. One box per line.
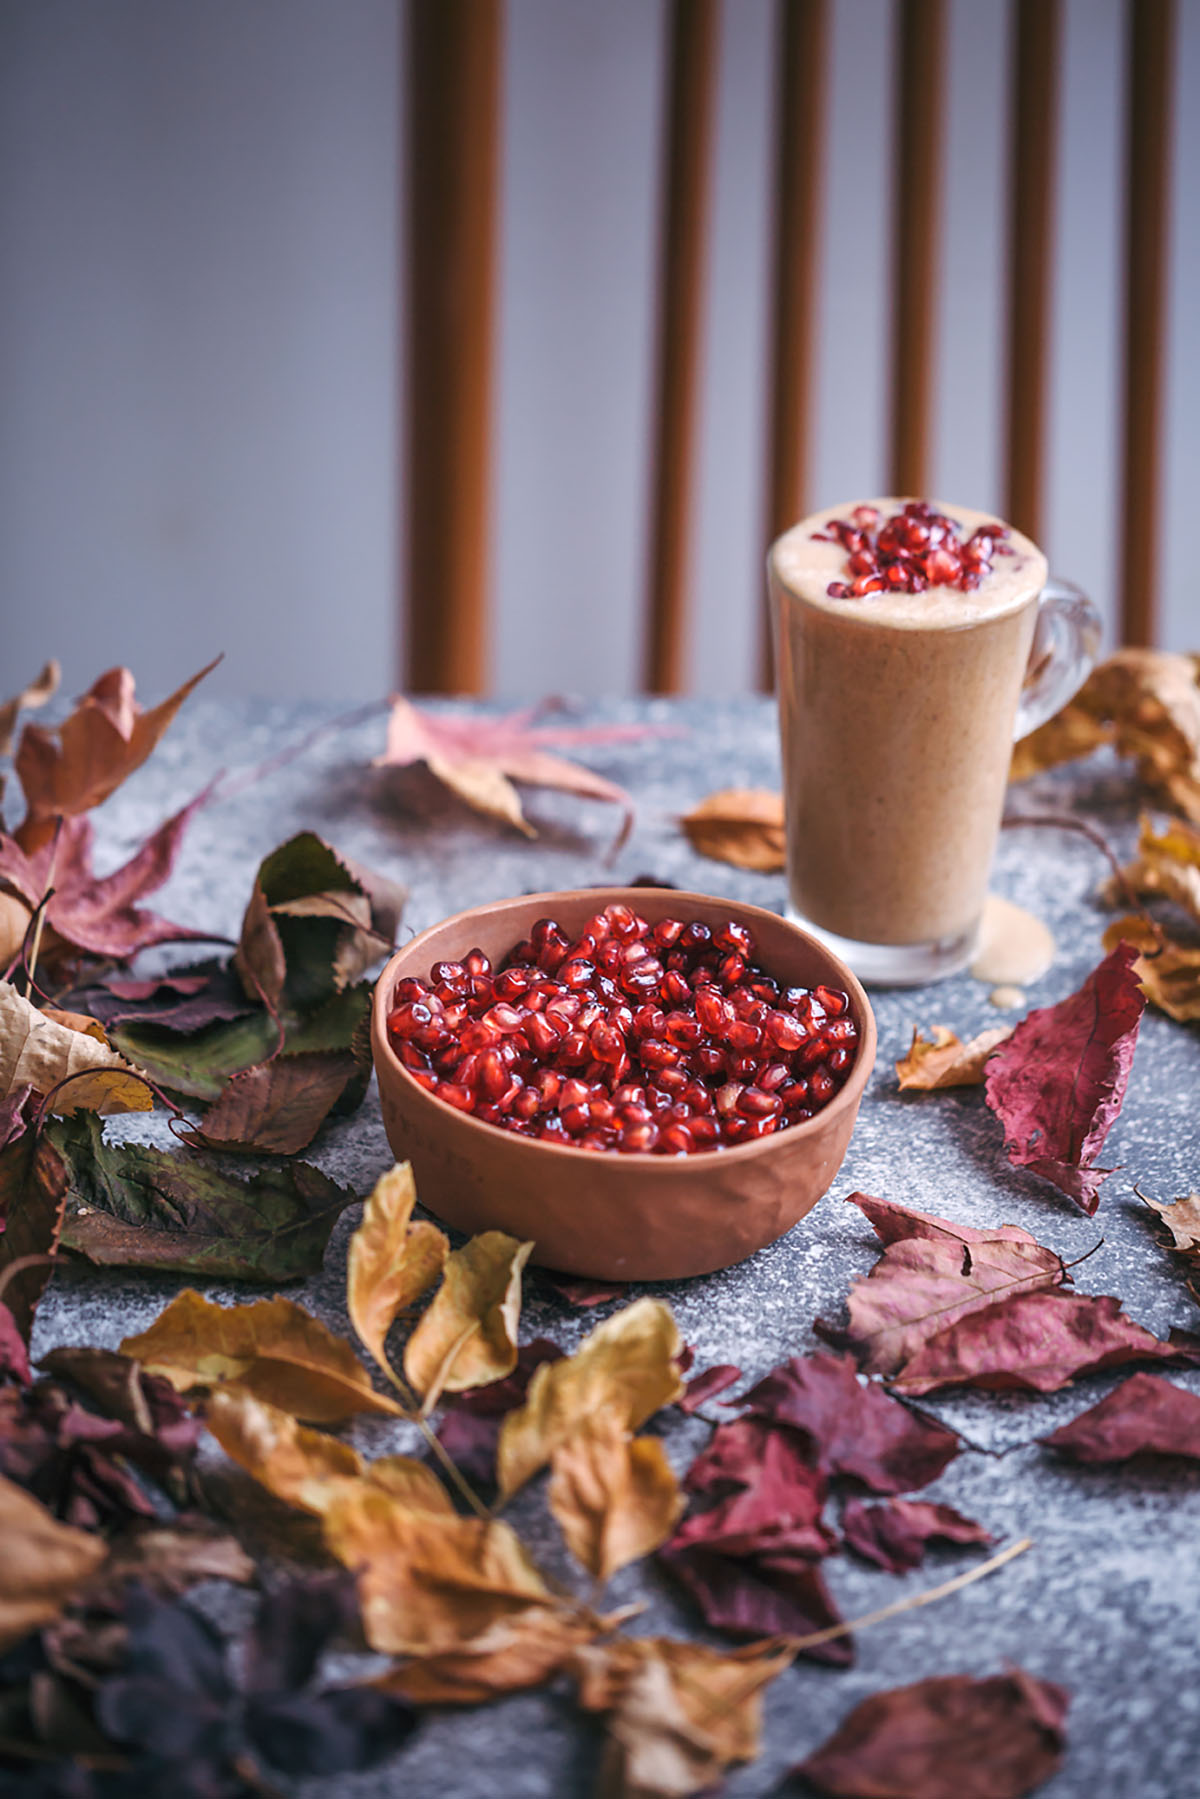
770, 498, 1047, 954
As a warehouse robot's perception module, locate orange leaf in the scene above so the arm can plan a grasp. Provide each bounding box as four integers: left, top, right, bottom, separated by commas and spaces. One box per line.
0, 979, 152, 1115
403, 1229, 532, 1410
0, 1472, 107, 1651
680, 788, 786, 872
376, 1609, 602, 1706
548, 1407, 683, 1582
346, 1163, 448, 1384
896, 1024, 1013, 1090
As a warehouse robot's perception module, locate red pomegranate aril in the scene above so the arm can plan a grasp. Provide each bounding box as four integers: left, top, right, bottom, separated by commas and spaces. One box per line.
558, 957, 593, 991
640, 1039, 680, 1071
524, 1013, 559, 1059
848, 548, 877, 578
590, 1097, 616, 1127
409, 1069, 438, 1092
613, 1082, 647, 1107
695, 988, 732, 1035
618, 1101, 654, 1127
561, 1103, 590, 1135
779, 1079, 809, 1108
653, 917, 685, 949
715, 1082, 743, 1116
687, 1115, 720, 1146
726, 1052, 759, 1081
656, 1066, 689, 1096
619, 1121, 659, 1153
718, 952, 747, 987
814, 985, 849, 1017
438, 1081, 475, 1112
463, 949, 491, 977
696, 1044, 725, 1078
824, 1016, 858, 1046
679, 921, 712, 954
738, 1087, 781, 1118
725, 1019, 761, 1053
477, 1049, 509, 1100
765, 1010, 807, 1052
532, 1067, 561, 1104
590, 1020, 624, 1063
397, 1042, 430, 1073
431, 960, 469, 994
596, 938, 623, 975
758, 1061, 791, 1093
660, 1123, 692, 1155
632, 1003, 666, 1039
809, 1068, 835, 1105
661, 970, 692, 1007
682, 1079, 713, 1113
512, 1087, 541, 1122
389, 1000, 433, 1040
827, 1045, 853, 1074
665, 1012, 702, 1049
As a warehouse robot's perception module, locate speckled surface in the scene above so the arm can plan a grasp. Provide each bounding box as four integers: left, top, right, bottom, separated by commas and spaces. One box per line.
30, 697, 1200, 1799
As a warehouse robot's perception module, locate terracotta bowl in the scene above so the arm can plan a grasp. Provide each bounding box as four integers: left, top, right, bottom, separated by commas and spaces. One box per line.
370, 889, 876, 1282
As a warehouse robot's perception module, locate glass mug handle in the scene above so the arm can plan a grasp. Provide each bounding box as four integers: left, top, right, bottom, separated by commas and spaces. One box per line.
1012, 577, 1102, 742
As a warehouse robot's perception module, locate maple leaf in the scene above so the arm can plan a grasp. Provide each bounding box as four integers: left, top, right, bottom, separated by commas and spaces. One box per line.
679, 788, 786, 871
346, 1163, 448, 1385
1103, 913, 1200, 1023
896, 1023, 1013, 1089
984, 943, 1146, 1213
403, 1230, 532, 1410
376, 695, 661, 842
13, 658, 220, 851
0, 1473, 106, 1652
0, 980, 151, 1116
1041, 1371, 1200, 1463
840, 1496, 991, 1573
548, 1406, 683, 1583
793, 1667, 1069, 1799
119, 1290, 405, 1422
573, 1636, 791, 1799
51, 1113, 357, 1283
829, 1195, 1067, 1377
0, 789, 212, 970
1141, 1186, 1200, 1255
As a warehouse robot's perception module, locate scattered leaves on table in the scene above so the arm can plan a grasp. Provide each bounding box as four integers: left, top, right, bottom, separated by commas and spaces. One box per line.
679, 787, 786, 871
1107, 811, 1200, 926
51, 1112, 357, 1282
840, 1497, 992, 1573
896, 1024, 1013, 1089
0, 1473, 106, 1651
1041, 1371, 1200, 1464
983, 942, 1145, 1213
60, 961, 255, 1034
403, 1230, 532, 1409
1103, 912, 1200, 1023
0, 980, 151, 1116
347, 1161, 448, 1384
379, 1607, 602, 1707
678, 1362, 742, 1413
792, 1667, 1069, 1799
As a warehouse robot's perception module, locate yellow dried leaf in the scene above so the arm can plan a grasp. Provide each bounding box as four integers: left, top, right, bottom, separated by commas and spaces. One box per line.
896, 1024, 1013, 1090
1102, 916, 1200, 1022
347, 1162, 448, 1382
428, 751, 536, 837
1107, 814, 1200, 927
38, 1008, 108, 1042
498, 1297, 684, 1499
322, 1481, 552, 1655
404, 1230, 533, 1409
377, 1608, 601, 1706
1141, 1190, 1200, 1255
680, 789, 786, 872
0, 1472, 107, 1651
548, 1408, 683, 1583
573, 1635, 791, 1799
120, 1289, 405, 1422
0, 978, 151, 1114
1010, 707, 1112, 780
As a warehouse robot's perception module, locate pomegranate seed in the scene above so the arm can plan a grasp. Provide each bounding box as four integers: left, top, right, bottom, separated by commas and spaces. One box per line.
613, 1082, 647, 1107
512, 1087, 540, 1121
477, 1049, 508, 1100
696, 1044, 725, 1078
619, 1121, 659, 1153
695, 989, 732, 1035
826, 581, 851, 598
438, 1082, 475, 1112
738, 1087, 781, 1118
725, 1019, 761, 1053
661, 969, 692, 1006
809, 1068, 835, 1105
765, 1010, 807, 1052
827, 1045, 853, 1074
561, 1104, 590, 1135
758, 1061, 790, 1093
688, 1116, 720, 1146
590, 1020, 624, 1063
779, 1079, 809, 1108
665, 1011, 702, 1049
660, 1123, 692, 1155
464, 949, 491, 977
653, 917, 685, 949
656, 1066, 688, 1095
715, 1082, 743, 1116
718, 952, 747, 987
524, 1013, 559, 1058
641, 1039, 680, 1071
431, 960, 468, 994
632, 1004, 667, 1038
409, 1069, 437, 1092
814, 985, 848, 1017
851, 504, 879, 529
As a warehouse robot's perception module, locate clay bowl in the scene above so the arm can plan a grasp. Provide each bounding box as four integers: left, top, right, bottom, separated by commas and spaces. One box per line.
370, 888, 876, 1282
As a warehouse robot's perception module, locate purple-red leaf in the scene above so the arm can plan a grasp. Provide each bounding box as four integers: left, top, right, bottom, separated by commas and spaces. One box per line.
984, 943, 1146, 1213
740, 1353, 960, 1493
679, 1363, 742, 1413
840, 1496, 992, 1573
0, 1300, 31, 1384
1041, 1371, 1200, 1463
661, 1543, 851, 1663
793, 1667, 1069, 1798
534, 1269, 629, 1308
436, 1338, 562, 1487
62, 961, 255, 1034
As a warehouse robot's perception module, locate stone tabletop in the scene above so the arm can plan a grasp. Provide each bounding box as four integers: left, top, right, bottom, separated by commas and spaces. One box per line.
31, 696, 1200, 1799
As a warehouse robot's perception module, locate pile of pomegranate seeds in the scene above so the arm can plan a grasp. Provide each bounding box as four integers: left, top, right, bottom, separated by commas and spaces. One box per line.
386, 905, 858, 1155
813, 500, 1010, 599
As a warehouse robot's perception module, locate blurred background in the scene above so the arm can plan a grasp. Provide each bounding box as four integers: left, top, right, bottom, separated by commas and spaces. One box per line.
1, 0, 1196, 702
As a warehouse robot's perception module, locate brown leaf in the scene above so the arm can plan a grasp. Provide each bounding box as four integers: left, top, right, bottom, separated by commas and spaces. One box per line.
403, 1230, 533, 1409
14, 658, 220, 850
0, 660, 60, 759
549, 1407, 683, 1583
185, 1050, 362, 1155
0, 1471, 107, 1650
983, 943, 1146, 1213
347, 1162, 448, 1383
83, 1517, 256, 1605
119, 1290, 405, 1422
0, 978, 152, 1114
896, 1024, 1013, 1089
679, 788, 786, 872
794, 1667, 1069, 1799
322, 1481, 553, 1655
574, 1635, 791, 1799
1041, 1370, 1200, 1463
833, 1195, 1066, 1376
1103, 914, 1200, 1022
1141, 1188, 1200, 1254
378, 1608, 603, 1707
376, 696, 655, 842
0, 1110, 70, 1340
1107, 813, 1200, 926
497, 1297, 684, 1498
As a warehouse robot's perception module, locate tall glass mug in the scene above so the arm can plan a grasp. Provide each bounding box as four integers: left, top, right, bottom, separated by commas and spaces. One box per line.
769, 498, 1101, 985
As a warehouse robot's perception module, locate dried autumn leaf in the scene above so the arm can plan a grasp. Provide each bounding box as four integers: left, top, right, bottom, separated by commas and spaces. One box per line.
0, 1107, 70, 1339
890, 1289, 1198, 1396
51, 1111, 356, 1282
678, 1362, 742, 1413
403, 1230, 532, 1409
13, 657, 220, 850
378, 1609, 601, 1707
120, 1290, 404, 1422
794, 1667, 1069, 1799
1102, 913, 1200, 1022
896, 1024, 1013, 1089
829, 1196, 1067, 1377
497, 1296, 684, 1498
548, 1406, 683, 1582
1107, 812, 1200, 926
1041, 1371, 1200, 1463
435, 1338, 563, 1488
573, 1635, 791, 1799
62, 960, 254, 1033
0, 659, 59, 759
679, 788, 786, 872
0, 1471, 108, 1650
322, 1481, 553, 1655
1141, 1187, 1200, 1254
347, 1162, 448, 1383
984, 942, 1146, 1213
84, 1518, 256, 1607
184, 1048, 366, 1155
376, 695, 657, 842
840, 1496, 992, 1573
0, 978, 151, 1114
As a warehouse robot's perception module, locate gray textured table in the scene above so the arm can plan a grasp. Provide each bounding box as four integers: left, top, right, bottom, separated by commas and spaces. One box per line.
32, 696, 1200, 1799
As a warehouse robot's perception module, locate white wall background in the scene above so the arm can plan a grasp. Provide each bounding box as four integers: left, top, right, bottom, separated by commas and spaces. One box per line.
1, 0, 1197, 702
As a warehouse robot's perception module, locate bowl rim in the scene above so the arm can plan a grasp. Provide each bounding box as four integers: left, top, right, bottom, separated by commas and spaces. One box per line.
371, 886, 877, 1169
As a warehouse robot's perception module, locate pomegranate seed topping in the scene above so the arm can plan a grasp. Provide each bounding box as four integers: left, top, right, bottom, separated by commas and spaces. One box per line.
825, 501, 1007, 599
725, 1019, 762, 1053
765, 1010, 807, 1052
464, 949, 491, 977
814, 985, 849, 1017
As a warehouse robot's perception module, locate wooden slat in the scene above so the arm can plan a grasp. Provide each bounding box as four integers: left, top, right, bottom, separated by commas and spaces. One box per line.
759, 0, 829, 692
644, 0, 720, 694
403, 0, 503, 693
887, 0, 946, 498
1003, 0, 1061, 544
1118, 0, 1175, 647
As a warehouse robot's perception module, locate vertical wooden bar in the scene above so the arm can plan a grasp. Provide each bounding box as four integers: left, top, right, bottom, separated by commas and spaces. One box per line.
404, 0, 503, 694
644, 0, 720, 695
1003, 0, 1061, 545
759, 0, 829, 691
1118, 0, 1175, 647
887, 0, 946, 497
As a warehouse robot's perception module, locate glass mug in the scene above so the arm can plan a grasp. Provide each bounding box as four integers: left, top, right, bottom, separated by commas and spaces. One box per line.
768, 499, 1101, 986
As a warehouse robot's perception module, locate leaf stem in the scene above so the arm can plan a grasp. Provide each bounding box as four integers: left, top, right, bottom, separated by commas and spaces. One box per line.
21, 817, 61, 997
1001, 808, 1166, 951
